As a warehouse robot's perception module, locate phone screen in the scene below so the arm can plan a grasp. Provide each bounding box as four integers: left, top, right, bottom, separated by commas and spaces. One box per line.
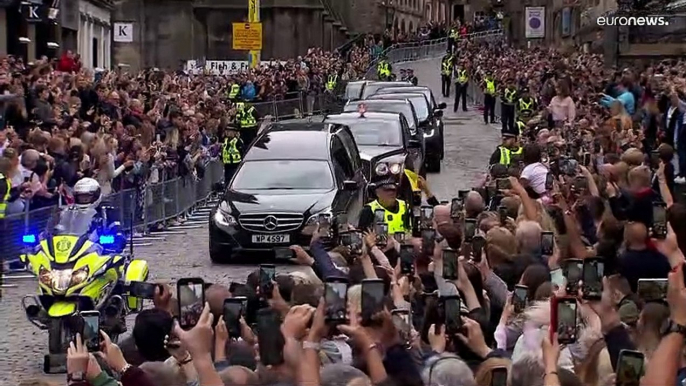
178, 278, 205, 329
498, 205, 508, 225
471, 235, 486, 262
637, 279, 668, 302
374, 209, 386, 223
451, 198, 462, 218
129, 281, 158, 299
81, 311, 100, 352
394, 232, 405, 243
375, 223, 388, 245
582, 259, 604, 299
259, 265, 276, 298
650, 151, 660, 169
421, 206, 434, 223
573, 176, 588, 192
464, 219, 476, 241
545, 173, 554, 190
562, 259, 583, 294
256, 308, 285, 366
652, 203, 667, 239
391, 309, 411, 336
318, 214, 331, 235
325, 281, 348, 322
274, 248, 293, 260
443, 249, 459, 280
421, 229, 436, 255
496, 178, 511, 190
349, 231, 363, 255
443, 297, 462, 334
556, 299, 578, 344
491, 368, 508, 386
541, 232, 554, 255
617, 350, 645, 386
513, 285, 528, 313
361, 280, 385, 323
400, 245, 415, 275
223, 299, 243, 337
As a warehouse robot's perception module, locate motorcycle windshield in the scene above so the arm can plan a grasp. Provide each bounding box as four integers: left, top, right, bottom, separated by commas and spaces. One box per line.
52, 208, 97, 236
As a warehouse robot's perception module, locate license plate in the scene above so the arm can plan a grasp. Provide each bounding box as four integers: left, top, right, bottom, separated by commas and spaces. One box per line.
251, 234, 290, 243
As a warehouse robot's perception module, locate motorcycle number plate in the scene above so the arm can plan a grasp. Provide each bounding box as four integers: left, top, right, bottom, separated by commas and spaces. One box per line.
252, 234, 290, 244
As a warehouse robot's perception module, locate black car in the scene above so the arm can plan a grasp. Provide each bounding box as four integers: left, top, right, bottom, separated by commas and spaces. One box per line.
209, 121, 366, 263
343, 99, 420, 136
360, 81, 412, 100
343, 80, 369, 101
323, 111, 422, 181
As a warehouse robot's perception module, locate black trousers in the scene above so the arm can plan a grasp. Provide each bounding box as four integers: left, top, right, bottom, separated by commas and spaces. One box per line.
241, 128, 258, 147
483, 94, 496, 123
441, 75, 451, 97
447, 38, 455, 53
454, 82, 468, 112
501, 103, 515, 133
224, 163, 238, 185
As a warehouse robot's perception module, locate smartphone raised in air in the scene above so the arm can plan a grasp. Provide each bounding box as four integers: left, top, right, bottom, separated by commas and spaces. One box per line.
651, 202, 667, 239
80, 311, 101, 352
177, 277, 205, 330
471, 235, 486, 263
616, 350, 645, 386
464, 218, 477, 242
361, 279, 385, 325
421, 205, 434, 227
650, 151, 660, 169
394, 232, 406, 244
551, 296, 578, 344
513, 285, 528, 314
258, 265, 276, 299
374, 223, 388, 246
545, 172, 554, 191
129, 281, 158, 299
496, 178, 511, 191
441, 295, 463, 335
450, 198, 462, 218
421, 229, 436, 256
497, 205, 508, 225
491, 367, 508, 386
442, 248, 459, 281
318, 213, 331, 236
274, 247, 294, 260
222, 298, 244, 338
637, 278, 668, 303
374, 209, 386, 223
256, 308, 285, 366
582, 258, 604, 300
391, 309, 411, 336
324, 279, 348, 323
541, 231, 554, 256
561, 259, 583, 294
400, 245, 415, 275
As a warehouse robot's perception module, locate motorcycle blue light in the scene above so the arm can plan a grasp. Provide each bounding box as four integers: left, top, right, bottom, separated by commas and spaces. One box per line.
99, 235, 116, 245
22, 234, 36, 244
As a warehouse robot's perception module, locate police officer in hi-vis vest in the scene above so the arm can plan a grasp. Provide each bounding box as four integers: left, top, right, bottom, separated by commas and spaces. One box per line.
453, 64, 469, 113
516, 86, 538, 124
489, 132, 521, 166
235, 102, 260, 146
358, 176, 410, 233
221, 124, 244, 186
227, 82, 241, 102
440, 50, 455, 98
481, 71, 497, 124
500, 77, 518, 135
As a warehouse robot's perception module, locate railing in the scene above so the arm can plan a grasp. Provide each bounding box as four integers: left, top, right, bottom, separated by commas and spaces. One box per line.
363, 29, 505, 79
0, 93, 339, 273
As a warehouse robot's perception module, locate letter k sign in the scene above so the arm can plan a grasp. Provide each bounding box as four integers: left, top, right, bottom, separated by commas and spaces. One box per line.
118, 25, 128, 37
28, 5, 40, 20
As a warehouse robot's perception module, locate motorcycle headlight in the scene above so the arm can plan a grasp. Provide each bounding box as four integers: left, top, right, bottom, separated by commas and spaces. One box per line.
70, 266, 89, 287
375, 162, 389, 176
214, 210, 237, 227
389, 163, 403, 175
39, 267, 74, 292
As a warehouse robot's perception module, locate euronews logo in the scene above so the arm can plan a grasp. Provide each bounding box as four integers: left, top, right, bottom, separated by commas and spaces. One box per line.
597, 15, 671, 26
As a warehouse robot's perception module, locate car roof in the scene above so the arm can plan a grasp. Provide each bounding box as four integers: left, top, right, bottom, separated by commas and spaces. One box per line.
368, 93, 426, 101
247, 125, 334, 161
346, 80, 368, 86
266, 121, 338, 132
325, 112, 402, 122
368, 81, 412, 86
346, 99, 411, 106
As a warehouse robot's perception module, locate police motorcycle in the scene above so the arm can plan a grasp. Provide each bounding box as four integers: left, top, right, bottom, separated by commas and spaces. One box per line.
18, 178, 150, 372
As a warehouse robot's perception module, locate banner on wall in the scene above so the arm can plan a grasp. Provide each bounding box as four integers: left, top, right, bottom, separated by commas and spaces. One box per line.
185, 60, 287, 75
525, 6, 545, 39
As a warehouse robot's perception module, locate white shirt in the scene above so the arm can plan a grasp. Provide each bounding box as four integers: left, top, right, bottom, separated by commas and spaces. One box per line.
520, 162, 549, 194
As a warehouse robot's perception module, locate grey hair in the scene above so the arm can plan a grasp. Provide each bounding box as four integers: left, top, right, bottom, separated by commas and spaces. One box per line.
510, 354, 545, 386
20, 149, 40, 167
421, 353, 476, 386
515, 220, 542, 254
320, 364, 370, 386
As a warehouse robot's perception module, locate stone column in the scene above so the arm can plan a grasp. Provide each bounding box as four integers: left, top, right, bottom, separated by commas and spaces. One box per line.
99, 23, 104, 68
27, 23, 36, 62
88, 18, 94, 67
0, 9, 6, 55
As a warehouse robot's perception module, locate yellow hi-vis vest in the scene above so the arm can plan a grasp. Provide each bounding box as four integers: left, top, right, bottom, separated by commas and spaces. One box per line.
441, 59, 453, 76
519, 98, 534, 116
504, 88, 517, 103
404, 169, 420, 192
498, 146, 511, 165
228, 84, 240, 99
377, 62, 391, 77
326, 74, 338, 91
367, 199, 407, 234
516, 121, 527, 135
239, 106, 257, 128
222, 138, 241, 164
449, 29, 459, 39
456, 69, 468, 84
0, 173, 9, 219
485, 79, 495, 94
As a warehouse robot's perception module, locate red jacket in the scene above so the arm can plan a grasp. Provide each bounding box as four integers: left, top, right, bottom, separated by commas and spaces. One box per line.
57, 53, 77, 73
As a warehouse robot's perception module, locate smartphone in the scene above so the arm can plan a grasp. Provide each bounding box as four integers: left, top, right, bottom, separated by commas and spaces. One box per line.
581, 152, 591, 167
572, 176, 587, 192
513, 285, 528, 313
156, 134, 161, 143
391, 309, 411, 336
361, 279, 385, 324
552, 296, 578, 344
259, 265, 276, 299
637, 278, 668, 303
129, 281, 158, 299
442, 248, 459, 280
324, 279, 348, 323
541, 151, 549, 164
348, 231, 364, 255
450, 198, 462, 218
497, 205, 508, 225
650, 150, 660, 169
256, 308, 285, 366
421, 205, 434, 226
464, 218, 477, 242
80, 311, 101, 352
222, 298, 244, 337
582, 258, 604, 300
421, 229, 436, 256
471, 235, 486, 263
274, 247, 294, 260
374, 223, 388, 246
496, 178, 511, 190
177, 278, 205, 330
652, 202, 667, 239
545, 173, 554, 191
562, 259, 583, 294
23, 176, 30, 183
616, 350, 645, 386
491, 367, 508, 386
412, 191, 422, 206
400, 245, 415, 275
394, 232, 406, 243
441, 295, 463, 335
458, 189, 470, 200
374, 209, 386, 223
318, 213, 331, 235
541, 231, 554, 256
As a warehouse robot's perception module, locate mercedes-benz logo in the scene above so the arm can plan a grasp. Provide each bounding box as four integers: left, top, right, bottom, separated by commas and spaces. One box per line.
264, 215, 278, 231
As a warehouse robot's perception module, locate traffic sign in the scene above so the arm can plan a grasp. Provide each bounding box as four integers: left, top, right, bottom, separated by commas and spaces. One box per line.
232, 22, 262, 51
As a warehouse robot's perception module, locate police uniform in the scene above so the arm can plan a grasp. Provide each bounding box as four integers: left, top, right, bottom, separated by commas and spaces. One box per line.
228, 83, 241, 101
236, 102, 259, 146
448, 27, 459, 52
453, 67, 469, 112
221, 128, 244, 184
326, 73, 338, 92
377, 59, 392, 81
501, 83, 518, 135
399, 70, 407, 82
516, 89, 537, 123
407, 70, 418, 86
482, 75, 497, 124
440, 52, 454, 98
489, 133, 520, 166
0, 172, 10, 220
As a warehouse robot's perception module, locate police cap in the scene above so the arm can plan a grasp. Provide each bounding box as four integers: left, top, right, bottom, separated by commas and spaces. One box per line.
370, 175, 400, 190
502, 132, 517, 139
520, 86, 530, 93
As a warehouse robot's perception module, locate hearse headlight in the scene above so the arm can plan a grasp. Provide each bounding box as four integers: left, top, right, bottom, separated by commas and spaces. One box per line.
214, 210, 237, 227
